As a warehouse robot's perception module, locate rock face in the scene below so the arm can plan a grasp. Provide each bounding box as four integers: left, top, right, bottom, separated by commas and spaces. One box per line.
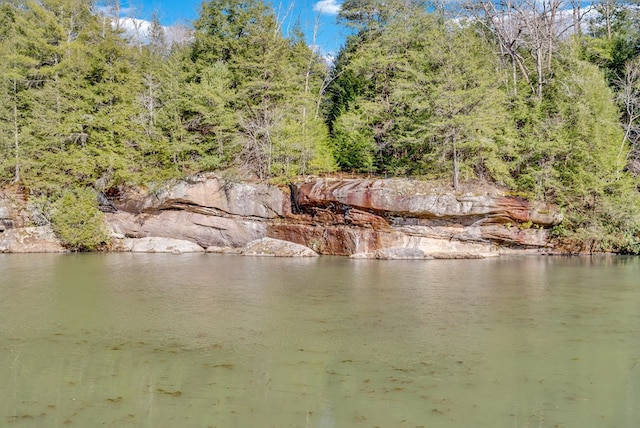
0, 189, 31, 232
107, 210, 265, 249
373, 247, 429, 260
109, 176, 287, 218
0, 175, 562, 257
270, 178, 560, 258
104, 175, 282, 249
102, 176, 560, 258
0, 189, 66, 253
0, 226, 66, 253
294, 179, 560, 225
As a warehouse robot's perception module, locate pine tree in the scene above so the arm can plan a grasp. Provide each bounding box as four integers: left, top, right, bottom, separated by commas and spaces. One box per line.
192, 0, 334, 178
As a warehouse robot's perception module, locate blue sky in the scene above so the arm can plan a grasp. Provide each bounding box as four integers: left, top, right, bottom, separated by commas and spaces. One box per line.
108, 0, 347, 55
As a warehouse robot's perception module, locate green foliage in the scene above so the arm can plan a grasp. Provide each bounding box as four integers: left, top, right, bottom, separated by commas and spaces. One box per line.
50, 188, 110, 251
190, 0, 336, 179
326, 11, 513, 183
582, 1, 640, 83
1, 0, 640, 253
330, 109, 376, 172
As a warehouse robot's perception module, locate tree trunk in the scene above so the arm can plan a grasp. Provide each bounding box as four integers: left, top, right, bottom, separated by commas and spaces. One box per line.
12, 80, 20, 183
452, 135, 459, 191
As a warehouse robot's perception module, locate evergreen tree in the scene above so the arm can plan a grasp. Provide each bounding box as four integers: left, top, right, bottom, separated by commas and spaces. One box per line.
192, 0, 334, 179
327, 10, 512, 182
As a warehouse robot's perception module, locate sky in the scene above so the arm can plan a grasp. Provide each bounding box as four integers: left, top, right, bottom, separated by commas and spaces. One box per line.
105, 0, 347, 56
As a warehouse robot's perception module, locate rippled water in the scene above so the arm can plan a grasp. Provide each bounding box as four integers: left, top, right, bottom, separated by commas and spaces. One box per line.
0, 254, 639, 427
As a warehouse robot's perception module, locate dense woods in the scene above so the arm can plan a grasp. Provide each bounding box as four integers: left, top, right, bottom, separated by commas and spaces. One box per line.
1, 0, 640, 252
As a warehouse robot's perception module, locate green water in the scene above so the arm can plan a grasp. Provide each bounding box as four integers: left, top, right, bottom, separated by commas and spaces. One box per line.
0, 254, 638, 427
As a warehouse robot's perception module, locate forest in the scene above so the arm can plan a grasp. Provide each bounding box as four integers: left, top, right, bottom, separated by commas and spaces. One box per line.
1, 0, 640, 252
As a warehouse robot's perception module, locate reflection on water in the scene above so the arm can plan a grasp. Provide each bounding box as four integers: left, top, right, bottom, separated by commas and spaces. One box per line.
1, 254, 639, 427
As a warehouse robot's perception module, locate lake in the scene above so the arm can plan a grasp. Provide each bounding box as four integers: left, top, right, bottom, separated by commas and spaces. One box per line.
1, 254, 638, 427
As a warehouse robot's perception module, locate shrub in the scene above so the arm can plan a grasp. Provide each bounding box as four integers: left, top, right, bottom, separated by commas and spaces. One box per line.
50, 188, 110, 251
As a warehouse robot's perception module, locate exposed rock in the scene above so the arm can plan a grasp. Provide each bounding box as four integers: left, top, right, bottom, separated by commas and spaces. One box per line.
431, 252, 495, 260
392, 223, 550, 248
0, 189, 31, 230
205, 246, 243, 254
295, 178, 562, 226
349, 252, 375, 259
120, 237, 205, 253
0, 175, 564, 256
109, 174, 288, 218
0, 226, 66, 253
242, 237, 318, 257
102, 176, 558, 258
268, 223, 387, 255
278, 178, 558, 254
375, 247, 429, 260
105, 210, 265, 248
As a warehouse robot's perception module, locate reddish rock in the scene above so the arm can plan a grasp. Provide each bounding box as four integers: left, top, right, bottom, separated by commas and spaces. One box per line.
294, 178, 561, 226
267, 223, 386, 255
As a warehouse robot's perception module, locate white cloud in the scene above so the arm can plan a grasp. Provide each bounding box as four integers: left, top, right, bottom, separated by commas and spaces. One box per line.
119, 17, 152, 35
313, 0, 341, 15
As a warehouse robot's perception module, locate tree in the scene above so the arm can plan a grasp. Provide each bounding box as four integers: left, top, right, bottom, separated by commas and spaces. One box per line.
473, 0, 578, 98
339, 0, 426, 33
616, 58, 640, 174
50, 187, 109, 251
408, 19, 513, 189
582, 0, 640, 83
326, 8, 513, 183
0, 1, 40, 184
192, 0, 335, 179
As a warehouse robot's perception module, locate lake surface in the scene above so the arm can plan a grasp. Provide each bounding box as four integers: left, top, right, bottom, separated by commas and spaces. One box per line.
0, 254, 639, 427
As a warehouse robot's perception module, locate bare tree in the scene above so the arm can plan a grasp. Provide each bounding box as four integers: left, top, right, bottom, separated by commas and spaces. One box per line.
616, 59, 640, 174
239, 106, 283, 180
472, 0, 585, 98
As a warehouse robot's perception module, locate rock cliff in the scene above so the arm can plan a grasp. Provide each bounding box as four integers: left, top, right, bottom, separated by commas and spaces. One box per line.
103, 175, 560, 258
0, 176, 562, 256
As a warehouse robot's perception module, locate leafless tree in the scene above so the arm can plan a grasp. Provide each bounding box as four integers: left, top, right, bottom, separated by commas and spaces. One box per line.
471, 0, 587, 98
616, 58, 640, 174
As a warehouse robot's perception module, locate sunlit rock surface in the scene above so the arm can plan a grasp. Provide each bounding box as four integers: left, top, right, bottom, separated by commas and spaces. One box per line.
272, 178, 560, 257
0, 189, 65, 253
242, 237, 318, 257
0, 226, 65, 253
0, 175, 562, 256
106, 210, 265, 249
103, 176, 560, 258
119, 237, 205, 253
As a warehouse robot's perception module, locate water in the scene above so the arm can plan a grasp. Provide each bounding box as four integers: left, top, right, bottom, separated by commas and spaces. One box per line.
0, 254, 638, 427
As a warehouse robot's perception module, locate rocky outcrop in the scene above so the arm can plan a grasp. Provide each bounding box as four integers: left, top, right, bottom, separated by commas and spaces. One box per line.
104, 175, 282, 249
270, 178, 560, 258
0, 189, 66, 253
107, 210, 266, 249
0, 226, 66, 253
0, 175, 562, 257
242, 237, 319, 257
294, 179, 560, 225
117, 237, 205, 254
0, 189, 31, 232
100, 175, 560, 258
108, 176, 287, 218
373, 247, 430, 260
